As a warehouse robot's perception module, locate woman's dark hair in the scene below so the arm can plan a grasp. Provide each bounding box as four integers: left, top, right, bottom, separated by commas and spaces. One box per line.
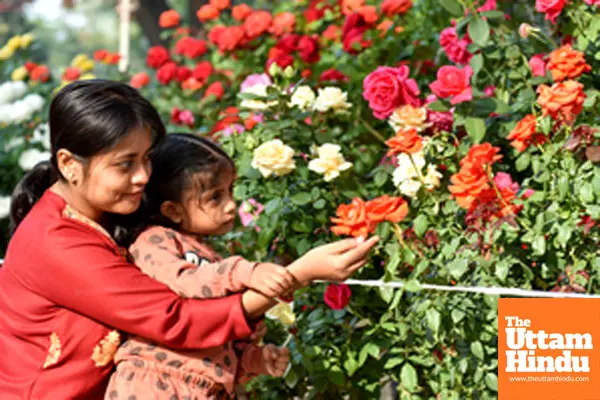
116, 133, 235, 247
10, 79, 166, 233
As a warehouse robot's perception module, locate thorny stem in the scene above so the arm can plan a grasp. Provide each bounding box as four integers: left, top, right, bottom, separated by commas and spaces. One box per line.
359, 116, 387, 144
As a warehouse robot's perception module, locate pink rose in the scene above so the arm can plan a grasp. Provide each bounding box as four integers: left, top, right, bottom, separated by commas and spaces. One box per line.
535, 0, 567, 23
522, 189, 535, 199
240, 73, 272, 92
178, 110, 195, 127
426, 109, 454, 133
362, 65, 421, 120
238, 198, 264, 231
477, 0, 497, 12
222, 123, 245, 137
528, 54, 546, 77
494, 172, 520, 193
429, 65, 473, 105
439, 27, 472, 65
324, 283, 352, 310
583, 0, 599, 5
484, 85, 496, 97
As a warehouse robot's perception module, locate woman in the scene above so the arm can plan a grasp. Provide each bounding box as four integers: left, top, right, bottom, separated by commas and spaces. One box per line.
0, 80, 378, 399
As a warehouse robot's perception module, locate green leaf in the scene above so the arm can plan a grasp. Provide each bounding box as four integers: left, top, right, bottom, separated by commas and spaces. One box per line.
400, 362, 418, 391
427, 101, 450, 112
580, 183, 595, 203
291, 192, 312, 206
328, 365, 346, 386
495, 260, 510, 282
344, 355, 359, 376
470, 53, 484, 76
358, 343, 380, 367
471, 341, 485, 360
379, 286, 395, 303
439, 0, 463, 16
313, 198, 326, 209
485, 373, 498, 391
448, 259, 469, 279
465, 117, 486, 143
413, 214, 429, 237
384, 357, 404, 370
468, 18, 490, 47
426, 309, 441, 334
264, 198, 283, 215
451, 309, 465, 323
285, 367, 298, 388
557, 176, 569, 200
480, 10, 505, 19
516, 152, 530, 172
375, 171, 388, 187
532, 235, 546, 256
404, 280, 422, 292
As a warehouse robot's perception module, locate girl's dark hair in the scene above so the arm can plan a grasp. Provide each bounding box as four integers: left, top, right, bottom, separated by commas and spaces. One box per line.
117, 133, 235, 247
10, 79, 166, 233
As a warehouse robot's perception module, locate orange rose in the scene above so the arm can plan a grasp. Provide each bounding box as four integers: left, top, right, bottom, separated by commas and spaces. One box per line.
385, 128, 423, 156
218, 26, 245, 52
460, 143, 502, 171
537, 80, 586, 124
376, 19, 393, 37
358, 6, 378, 24
196, 4, 219, 22
547, 45, 591, 82
269, 12, 295, 36
159, 9, 180, 28
506, 114, 546, 152
244, 11, 273, 39
130, 72, 151, 89
366, 195, 409, 223
381, 0, 413, 17
210, 0, 230, 11
342, 0, 365, 15
181, 77, 204, 91
331, 198, 375, 238
103, 53, 120, 65
232, 4, 253, 21
448, 169, 489, 209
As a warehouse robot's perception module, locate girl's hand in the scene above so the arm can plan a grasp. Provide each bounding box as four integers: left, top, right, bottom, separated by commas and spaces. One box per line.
287, 236, 380, 285
248, 263, 296, 298
262, 344, 290, 377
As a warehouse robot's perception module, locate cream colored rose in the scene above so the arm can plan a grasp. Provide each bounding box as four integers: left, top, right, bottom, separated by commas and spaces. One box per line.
19, 33, 35, 49
265, 301, 296, 327
0, 195, 11, 220
11, 66, 28, 81
308, 143, 352, 182
240, 84, 278, 110
252, 139, 296, 178
388, 104, 429, 132
423, 165, 443, 190
18, 148, 51, 171
313, 87, 352, 113
289, 85, 315, 111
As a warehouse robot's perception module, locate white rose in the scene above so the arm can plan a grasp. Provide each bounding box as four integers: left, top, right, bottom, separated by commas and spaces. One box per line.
0, 195, 11, 220
312, 87, 352, 113
240, 84, 278, 110
308, 143, 353, 182
398, 179, 422, 198
18, 148, 51, 171
31, 123, 51, 150
289, 85, 315, 111
0, 81, 27, 105
265, 301, 295, 327
392, 151, 425, 185
423, 165, 443, 190
251, 139, 296, 178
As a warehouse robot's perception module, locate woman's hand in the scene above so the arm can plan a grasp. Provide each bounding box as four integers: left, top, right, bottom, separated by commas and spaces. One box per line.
287, 236, 379, 285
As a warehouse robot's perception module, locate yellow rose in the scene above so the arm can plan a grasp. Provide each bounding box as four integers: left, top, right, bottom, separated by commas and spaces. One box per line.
265, 301, 295, 327
71, 54, 89, 69
79, 60, 95, 72
308, 143, 353, 182
6, 36, 21, 51
80, 73, 96, 80
313, 87, 352, 113
0, 46, 15, 61
388, 104, 429, 132
11, 66, 28, 81
288, 85, 315, 111
240, 84, 278, 110
251, 139, 296, 178
19, 33, 35, 49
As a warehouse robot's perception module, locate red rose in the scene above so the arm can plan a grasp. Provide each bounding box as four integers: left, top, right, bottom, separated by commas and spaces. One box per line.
156, 62, 177, 85
319, 68, 348, 82
175, 66, 192, 83
93, 49, 108, 61
266, 48, 294, 72
62, 66, 81, 82
429, 65, 473, 105
208, 25, 226, 46
535, 0, 566, 23
175, 37, 207, 59
192, 61, 214, 82
381, 0, 413, 17
342, 13, 372, 55
275, 33, 300, 53
362, 65, 421, 120
30, 65, 50, 82
24, 61, 37, 72
218, 26, 245, 52
146, 46, 170, 69
232, 4, 253, 21
204, 81, 224, 100
297, 35, 320, 63
159, 9, 180, 28
324, 284, 352, 310
129, 72, 151, 89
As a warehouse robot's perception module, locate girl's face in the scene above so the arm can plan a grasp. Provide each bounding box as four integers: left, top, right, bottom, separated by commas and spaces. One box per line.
74, 126, 153, 220
180, 170, 237, 237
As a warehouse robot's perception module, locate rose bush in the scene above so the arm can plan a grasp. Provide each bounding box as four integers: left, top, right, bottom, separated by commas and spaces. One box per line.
1, 0, 599, 397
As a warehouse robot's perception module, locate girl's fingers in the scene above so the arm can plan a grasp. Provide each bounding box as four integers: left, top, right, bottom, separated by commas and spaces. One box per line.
339, 236, 379, 266
319, 238, 361, 254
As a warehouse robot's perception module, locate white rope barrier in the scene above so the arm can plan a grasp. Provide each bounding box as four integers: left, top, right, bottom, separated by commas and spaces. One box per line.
1, 258, 595, 299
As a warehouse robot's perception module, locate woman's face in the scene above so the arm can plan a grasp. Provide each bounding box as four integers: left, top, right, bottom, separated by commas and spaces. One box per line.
77, 126, 153, 218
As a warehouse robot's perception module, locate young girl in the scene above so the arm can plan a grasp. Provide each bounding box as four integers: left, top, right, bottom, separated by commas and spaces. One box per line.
106, 134, 300, 399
